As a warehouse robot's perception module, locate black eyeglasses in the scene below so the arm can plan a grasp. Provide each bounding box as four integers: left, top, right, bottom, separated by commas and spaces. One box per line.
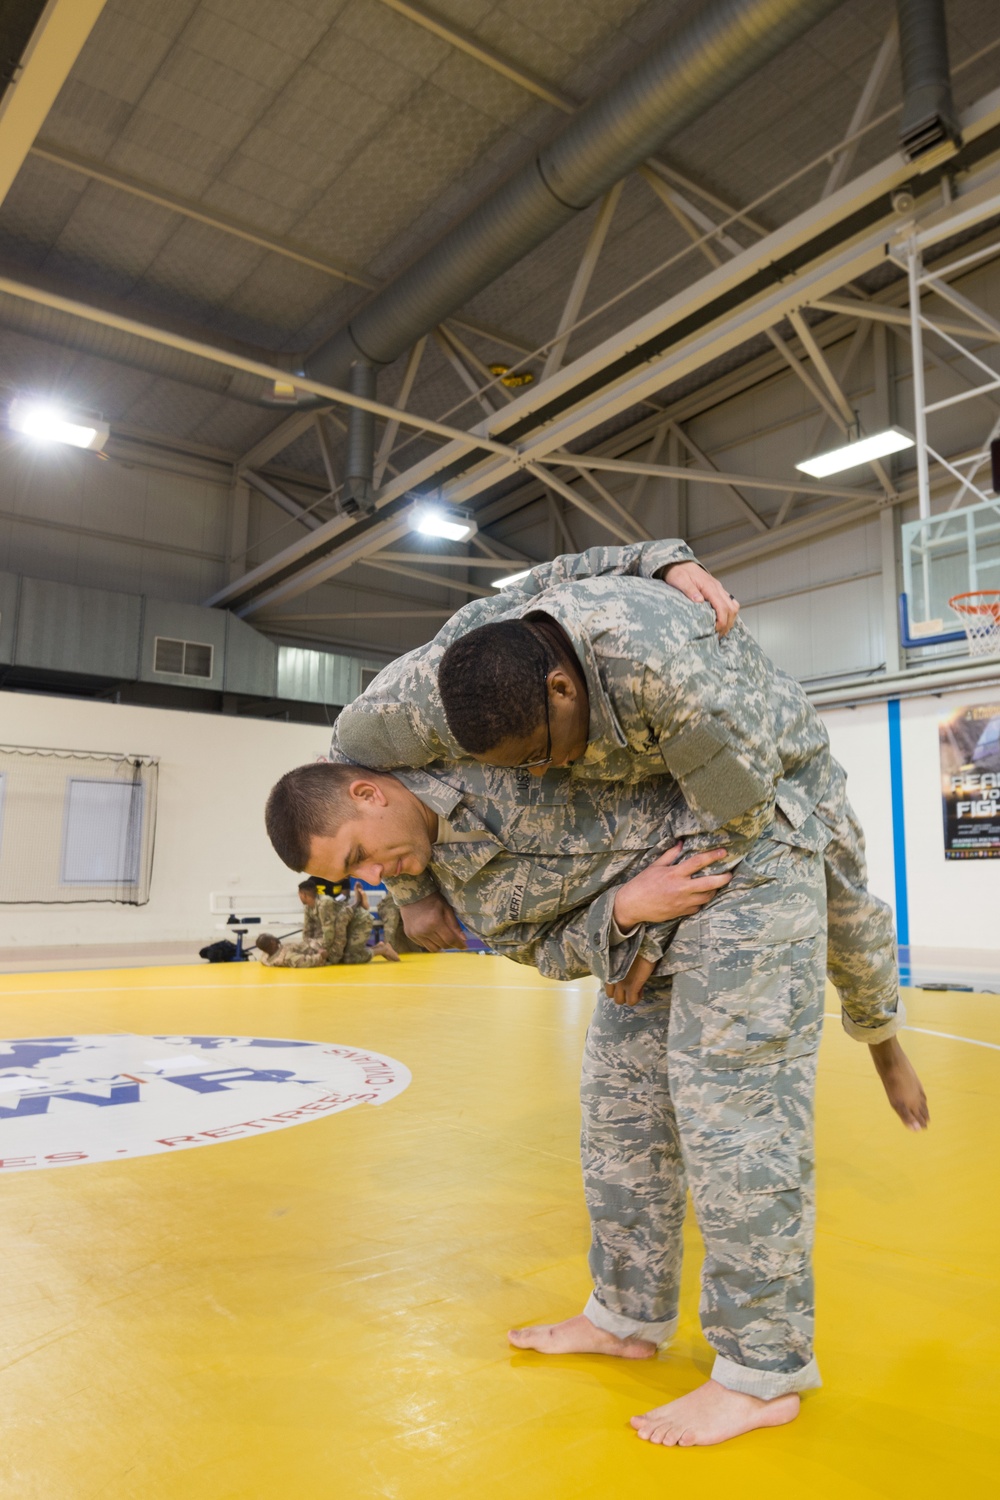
515, 675, 552, 768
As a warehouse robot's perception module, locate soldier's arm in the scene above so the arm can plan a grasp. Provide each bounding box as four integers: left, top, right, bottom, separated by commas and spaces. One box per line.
471, 885, 644, 985
331, 540, 726, 770
639, 628, 783, 866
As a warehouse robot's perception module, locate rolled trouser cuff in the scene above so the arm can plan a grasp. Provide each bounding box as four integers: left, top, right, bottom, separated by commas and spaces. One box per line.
584, 1292, 678, 1348
712, 1353, 822, 1399
841, 997, 906, 1044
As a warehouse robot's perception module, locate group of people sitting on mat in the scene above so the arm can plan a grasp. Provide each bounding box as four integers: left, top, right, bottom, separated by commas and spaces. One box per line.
254, 876, 411, 968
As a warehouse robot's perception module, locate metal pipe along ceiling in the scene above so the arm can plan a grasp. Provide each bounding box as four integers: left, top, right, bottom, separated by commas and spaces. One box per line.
896, 0, 961, 159
304, 0, 845, 391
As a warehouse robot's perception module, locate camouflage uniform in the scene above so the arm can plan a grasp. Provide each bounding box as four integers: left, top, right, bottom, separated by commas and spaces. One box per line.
317, 895, 375, 965
334, 567, 900, 1043
378, 892, 420, 953
301, 895, 327, 943
329, 569, 900, 1395
378, 758, 825, 1395
259, 937, 328, 969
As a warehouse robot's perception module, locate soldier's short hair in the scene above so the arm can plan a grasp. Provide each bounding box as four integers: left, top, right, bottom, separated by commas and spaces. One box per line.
266, 762, 367, 871
439, 620, 557, 754
256, 932, 280, 955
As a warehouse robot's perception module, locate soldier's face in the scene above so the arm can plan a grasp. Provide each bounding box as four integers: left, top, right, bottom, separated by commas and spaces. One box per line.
475, 668, 590, 776
304, 776, 437, 886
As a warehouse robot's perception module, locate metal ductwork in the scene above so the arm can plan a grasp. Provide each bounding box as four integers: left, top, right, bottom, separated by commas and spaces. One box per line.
343, 359, 377, 515
897, 0, 961, 161
304, 0, 844, 394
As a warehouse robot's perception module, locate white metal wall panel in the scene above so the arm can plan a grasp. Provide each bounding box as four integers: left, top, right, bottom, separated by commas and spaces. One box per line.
277, 646, 359, 706
0, 571, 18, 664
14, 575, 142, 679
224, 611, 278, 698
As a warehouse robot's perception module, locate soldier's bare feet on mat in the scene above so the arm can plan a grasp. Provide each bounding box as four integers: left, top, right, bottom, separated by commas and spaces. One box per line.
631, 1379, 800, 1446
508, 1313, 657, 1359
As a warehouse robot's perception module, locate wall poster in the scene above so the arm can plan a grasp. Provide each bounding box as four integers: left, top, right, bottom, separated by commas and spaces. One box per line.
939, 702, 1000, 859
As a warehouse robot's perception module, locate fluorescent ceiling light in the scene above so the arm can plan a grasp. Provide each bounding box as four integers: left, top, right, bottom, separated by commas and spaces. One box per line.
8, 398, 109, 451
410, 505, 476, 542
493, 568, 532, 588
796, 426, 913, 477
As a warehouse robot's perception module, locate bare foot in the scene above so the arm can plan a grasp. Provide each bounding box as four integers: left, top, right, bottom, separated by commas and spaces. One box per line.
631, 1378, 799, 1447
372, 941, 401, 962
508, 1313, 656, 1359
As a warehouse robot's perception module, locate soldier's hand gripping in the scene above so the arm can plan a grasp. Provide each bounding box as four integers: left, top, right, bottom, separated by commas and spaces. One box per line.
869, 1036, 930, 1131
605, 954, 656, 1007
612, 844, 731, 931
662, 562, 740, 635
400, 891, 468, 952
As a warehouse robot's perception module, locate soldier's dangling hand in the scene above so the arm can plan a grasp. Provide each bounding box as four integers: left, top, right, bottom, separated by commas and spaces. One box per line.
868, 1036, 930, 1131
662, 562, 740, 635
612, 844, 731, 931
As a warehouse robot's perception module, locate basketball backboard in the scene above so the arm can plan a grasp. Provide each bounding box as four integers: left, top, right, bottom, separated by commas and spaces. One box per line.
900, 497, 1000, 649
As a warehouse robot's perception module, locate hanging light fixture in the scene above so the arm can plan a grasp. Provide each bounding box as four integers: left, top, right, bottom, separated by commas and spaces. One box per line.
8, 398, 110, 452
409, 503, 477, 542
796, 426, 913, 478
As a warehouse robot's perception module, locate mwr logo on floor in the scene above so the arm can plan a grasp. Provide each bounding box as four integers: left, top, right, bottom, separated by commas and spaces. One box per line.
0, 1035, 411, 1172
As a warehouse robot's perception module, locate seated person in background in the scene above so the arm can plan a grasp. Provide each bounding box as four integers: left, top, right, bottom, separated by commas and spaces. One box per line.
296, 878, 403, 966
377, 889, 423, 954
256, 933, 328, 968
298, 876, 336, 940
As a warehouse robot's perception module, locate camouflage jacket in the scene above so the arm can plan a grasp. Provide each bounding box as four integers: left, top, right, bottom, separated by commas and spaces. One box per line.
390, 760, 691, 984
332, 539, 695, 768
335, 570, 831, 878
260, 938, 328, 969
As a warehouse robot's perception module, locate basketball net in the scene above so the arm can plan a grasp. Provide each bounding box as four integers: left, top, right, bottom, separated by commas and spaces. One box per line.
949, 590, 1000, 658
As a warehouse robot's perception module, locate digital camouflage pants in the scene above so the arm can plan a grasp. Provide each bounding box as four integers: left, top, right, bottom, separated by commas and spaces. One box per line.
582, 835, 828, 1399
322, 902, 375, 964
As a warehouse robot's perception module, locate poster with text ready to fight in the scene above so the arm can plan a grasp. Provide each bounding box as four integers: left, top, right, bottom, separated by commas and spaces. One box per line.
940, 702, 1000, 859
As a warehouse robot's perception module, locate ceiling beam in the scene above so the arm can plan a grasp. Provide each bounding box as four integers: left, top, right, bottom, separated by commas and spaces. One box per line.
29, 141, 533, 359
542, 452, 879, 504
357, 558, 494, 598
210, 98, 1000, 613
808, 295, 998, 341
371, 552, 531, 567
30, 139, 375, 289
374, 336, 427, 488
243, 472, 323, 532
820, 22, 898, 199
238, 411, 324, 472
666, 420, 769, 533
542, 182, 624, 381
0, 0, 108, 209
0, 269, 526, 459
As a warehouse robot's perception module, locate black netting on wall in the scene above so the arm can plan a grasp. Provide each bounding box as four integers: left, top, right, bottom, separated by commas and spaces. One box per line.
0, 746, 158, 905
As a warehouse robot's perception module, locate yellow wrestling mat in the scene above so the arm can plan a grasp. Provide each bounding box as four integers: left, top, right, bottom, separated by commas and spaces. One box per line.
1, 954, 997, 1498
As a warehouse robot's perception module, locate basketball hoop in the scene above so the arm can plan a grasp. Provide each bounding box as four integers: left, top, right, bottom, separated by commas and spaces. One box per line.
949, 590, 1000, 657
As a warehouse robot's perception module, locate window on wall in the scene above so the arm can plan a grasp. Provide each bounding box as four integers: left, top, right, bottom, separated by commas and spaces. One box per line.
61, 778, 145, 886
153, 636, 213, 679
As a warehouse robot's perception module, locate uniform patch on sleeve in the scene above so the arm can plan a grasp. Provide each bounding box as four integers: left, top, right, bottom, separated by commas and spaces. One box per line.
336, 704, 428, 768
660, 721, 770, 824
